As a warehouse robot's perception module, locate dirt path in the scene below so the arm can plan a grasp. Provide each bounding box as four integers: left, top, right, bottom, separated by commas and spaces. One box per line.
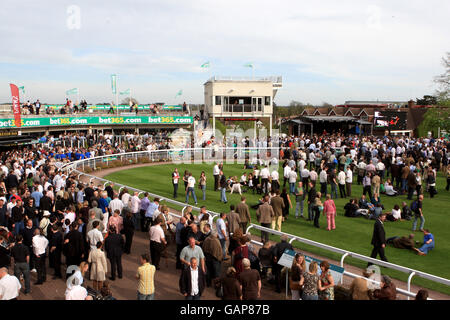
83, 163, 450, 300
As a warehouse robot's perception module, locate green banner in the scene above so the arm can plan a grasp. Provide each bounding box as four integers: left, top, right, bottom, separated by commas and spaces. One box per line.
0, 116, 193, 128
162, 105, 182, 110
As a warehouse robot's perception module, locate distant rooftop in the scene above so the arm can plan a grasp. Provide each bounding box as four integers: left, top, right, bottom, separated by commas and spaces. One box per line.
344, 100, 408, 105
206, 76, 282, 84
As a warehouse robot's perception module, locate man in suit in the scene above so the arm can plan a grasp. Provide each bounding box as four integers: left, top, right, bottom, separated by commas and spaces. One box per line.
179, 257, 206, 300
270, 190, 285, 232
49, 224, 63, 279
307, 181, 317, 221
104, 225, 124, 280
235, 197, 251, 232
369, 213, 388, 266
271, 235, 293, 293
256, 195, 274, 243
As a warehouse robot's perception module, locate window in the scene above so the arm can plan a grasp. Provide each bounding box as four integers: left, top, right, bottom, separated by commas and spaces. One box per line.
265, 96, 271, 105
215, 96, 222, 105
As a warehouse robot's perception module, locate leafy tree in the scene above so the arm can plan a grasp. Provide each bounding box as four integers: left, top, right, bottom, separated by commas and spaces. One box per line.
416, 95, 437, 105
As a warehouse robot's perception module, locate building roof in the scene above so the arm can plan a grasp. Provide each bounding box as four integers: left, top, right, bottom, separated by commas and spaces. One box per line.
303, 115, 357, 122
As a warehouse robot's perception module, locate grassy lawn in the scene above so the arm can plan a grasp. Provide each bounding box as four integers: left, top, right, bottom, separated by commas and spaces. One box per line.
105, 163, 450, 295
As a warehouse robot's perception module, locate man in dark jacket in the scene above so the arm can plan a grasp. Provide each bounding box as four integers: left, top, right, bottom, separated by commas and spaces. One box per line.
104, 225, 124, 280
368, 213, 388, 266
49, 224, 63, 279
307, 182, 317, 221
271, 235, 293, 293
21, 219, 36, 271
64, 222, 84, 267
39, 191, 53, 214
179, 257, 206, 300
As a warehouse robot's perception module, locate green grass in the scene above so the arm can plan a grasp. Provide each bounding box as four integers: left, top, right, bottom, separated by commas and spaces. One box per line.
105, 163, 450, 296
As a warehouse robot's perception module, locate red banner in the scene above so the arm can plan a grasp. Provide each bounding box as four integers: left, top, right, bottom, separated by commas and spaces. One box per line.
9, 84, 21, 127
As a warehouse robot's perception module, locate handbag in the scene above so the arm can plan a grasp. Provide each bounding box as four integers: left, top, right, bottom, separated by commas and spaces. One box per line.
289, 278, 301, 291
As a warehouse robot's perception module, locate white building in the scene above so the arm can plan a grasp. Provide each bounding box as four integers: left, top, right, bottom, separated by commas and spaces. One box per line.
203, 76, 282, 135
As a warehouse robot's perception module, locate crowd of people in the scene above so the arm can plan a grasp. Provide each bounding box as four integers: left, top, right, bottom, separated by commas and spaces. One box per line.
0, 131, 447, 300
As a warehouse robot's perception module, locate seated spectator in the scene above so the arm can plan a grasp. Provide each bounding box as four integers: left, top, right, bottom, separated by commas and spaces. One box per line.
373, 275, 396, 300
358, 195, 373, 212
384, 180, 397, 196
386, 234, 416, 250
386, 204, 401, 221
413, 229, 435, 256
344, 199, 366, 218
415, 289, 429, 300
369, 203, 383, 220
349, 268, 373, 300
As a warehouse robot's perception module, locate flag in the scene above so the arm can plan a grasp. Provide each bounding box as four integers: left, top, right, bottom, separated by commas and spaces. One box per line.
200, 61, 210, 68
18, 86, 25, 94
175, 90, 183, 98
9, 84, 21, 128
66, 88, 79, 95
120, 89, 130, 95
243, 62, 254, 68
111, 74, 117, 94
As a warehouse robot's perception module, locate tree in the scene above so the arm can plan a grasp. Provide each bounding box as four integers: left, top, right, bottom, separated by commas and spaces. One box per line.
416, 95, 437, 105
434, 52, 450, 103
121, 97, 139, 105
322, 102, 333, 107
289, 100, 304, 107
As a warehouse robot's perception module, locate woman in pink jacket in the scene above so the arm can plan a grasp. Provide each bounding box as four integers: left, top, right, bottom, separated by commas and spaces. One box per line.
323, 194, 336, 231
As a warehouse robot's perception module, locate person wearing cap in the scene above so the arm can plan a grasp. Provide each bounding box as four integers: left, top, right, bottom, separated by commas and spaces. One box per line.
373, 275, 397, 300
368, 213, 388, 266
39, 211, 51, 237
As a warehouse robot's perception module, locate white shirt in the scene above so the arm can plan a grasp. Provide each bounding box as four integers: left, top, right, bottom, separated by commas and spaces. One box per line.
32, 235, 49, 256
271, 170, 279, 181
288, 170, 297, 183
216, 218, 227, 239
301, 168, 309, 179
260, 168, 270, 179
190, 267, 199, 296
149, 225, 165, 243
309, 170, 318, 181
392, 209, 401, 220
130, 195, 141, 213
346, 169, 353, 183
187, 176, 196, 188
64, 211, 76, 225
284, 165, 291, 178
298, 159, 306, 171
0, 274, 21, 300
65, 285, 88, 300
213, 165, 220, 175
319, 170, 328, 184
109, 198, 124, 214
121, 193, 131, 207
337, 171, 346, 185
87, 228, 104, 248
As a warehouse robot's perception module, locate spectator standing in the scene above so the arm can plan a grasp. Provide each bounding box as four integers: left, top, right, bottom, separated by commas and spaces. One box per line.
179, 257, 206, 300
216, 212, 228, 260
88, 241, 108, 292
323, 194, 336, 231
136, 253, 156, 300
294, 181, 304, 219
104, 226, 124, 280
256, 195, 274, 243
411, 194, 425, 232
220, 267, 242, 300
299, 261, 322, 300
235, 197, 251, 232
149, 218, 166, 270
0, 267, 21, 300
238, 258, 261, 300
185, 172, 198, 205
368, 213, 388, 265
10, 235, 30, 294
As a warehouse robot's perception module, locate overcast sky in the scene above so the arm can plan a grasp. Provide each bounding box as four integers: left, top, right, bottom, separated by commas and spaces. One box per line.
0, 0, 449, 105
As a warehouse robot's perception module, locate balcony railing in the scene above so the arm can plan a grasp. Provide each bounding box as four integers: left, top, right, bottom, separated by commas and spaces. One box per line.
221, 104, 264, 114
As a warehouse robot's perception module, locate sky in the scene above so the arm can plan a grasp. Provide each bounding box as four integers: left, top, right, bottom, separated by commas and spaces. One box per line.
0, 0, 449, 105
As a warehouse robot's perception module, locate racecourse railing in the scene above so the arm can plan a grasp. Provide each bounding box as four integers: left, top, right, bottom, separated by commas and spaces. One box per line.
60, 147, 450, 300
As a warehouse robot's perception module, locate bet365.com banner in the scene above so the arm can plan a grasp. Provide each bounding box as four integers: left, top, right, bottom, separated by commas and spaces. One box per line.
0, 116, 193, 128
43, 104, 182, 110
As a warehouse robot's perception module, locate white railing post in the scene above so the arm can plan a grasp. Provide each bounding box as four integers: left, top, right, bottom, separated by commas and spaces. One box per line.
340, 253, 350, 284
407, 272, 416, 301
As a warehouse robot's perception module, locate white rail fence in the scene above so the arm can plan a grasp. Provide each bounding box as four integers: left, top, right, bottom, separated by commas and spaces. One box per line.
60, 147, 450, 300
